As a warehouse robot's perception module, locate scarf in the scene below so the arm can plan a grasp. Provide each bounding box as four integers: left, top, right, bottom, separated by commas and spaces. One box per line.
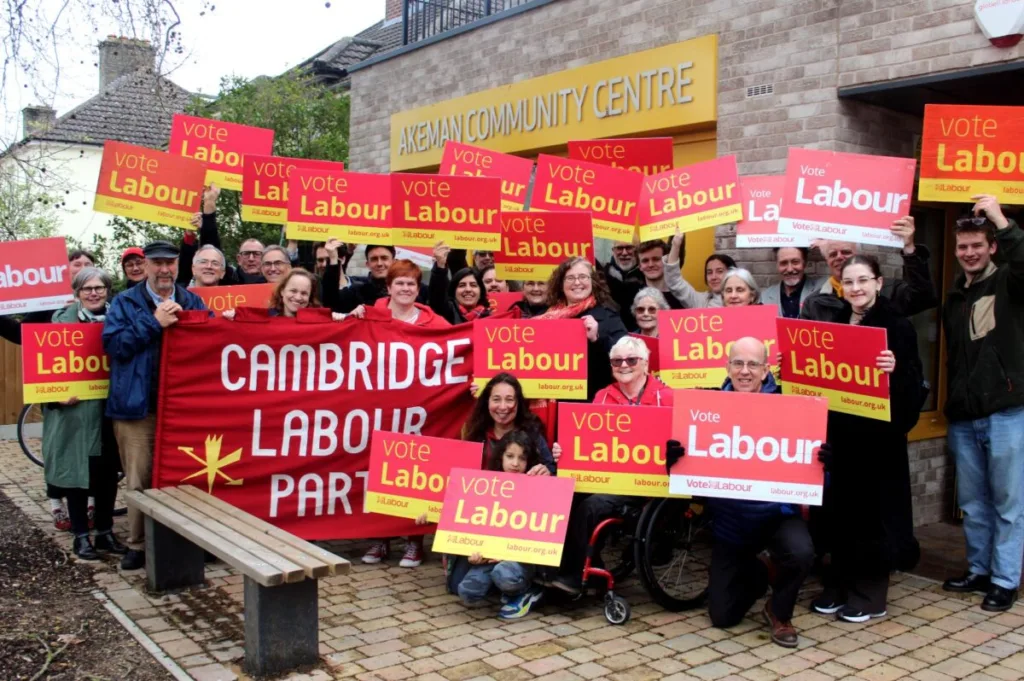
459, 304, 487, 322
537, 295, 596, 320
828, 276, 844, 299
78, 304, 108, 323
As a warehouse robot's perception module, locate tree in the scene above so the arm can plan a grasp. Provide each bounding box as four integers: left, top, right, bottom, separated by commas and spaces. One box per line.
0, 162, 62, 241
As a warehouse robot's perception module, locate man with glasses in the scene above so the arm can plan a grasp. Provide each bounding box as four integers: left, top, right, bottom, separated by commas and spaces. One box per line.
260, 245, 292, 284
191, 245, 227, 288
941, 195, 1024, 612
234, 238, 267, 284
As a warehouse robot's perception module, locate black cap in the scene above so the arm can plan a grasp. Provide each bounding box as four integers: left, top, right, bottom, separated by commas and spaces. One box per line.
142, 240, 180, 259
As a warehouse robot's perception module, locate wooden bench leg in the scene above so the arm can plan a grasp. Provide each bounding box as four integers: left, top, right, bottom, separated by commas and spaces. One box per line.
244, 576, 319, 676
144, 516, 205, 591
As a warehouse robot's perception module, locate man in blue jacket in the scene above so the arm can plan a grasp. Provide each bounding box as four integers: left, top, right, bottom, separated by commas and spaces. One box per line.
103, 240, 207, 570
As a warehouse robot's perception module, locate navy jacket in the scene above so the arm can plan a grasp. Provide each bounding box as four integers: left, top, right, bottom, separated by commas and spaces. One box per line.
102, 282, 207, 420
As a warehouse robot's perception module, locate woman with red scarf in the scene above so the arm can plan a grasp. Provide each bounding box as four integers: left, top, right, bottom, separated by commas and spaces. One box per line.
428, 242, 492, 324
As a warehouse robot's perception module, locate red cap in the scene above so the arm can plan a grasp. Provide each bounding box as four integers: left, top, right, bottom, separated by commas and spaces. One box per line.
121, 247, 144, 263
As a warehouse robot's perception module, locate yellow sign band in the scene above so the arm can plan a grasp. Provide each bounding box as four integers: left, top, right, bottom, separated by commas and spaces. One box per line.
640, 203, 743, 240
782, 381, 891, 422
23, 379, 109, 404
206, 169, 242, 192
557, 469, 690, 498
241, 205, 287, 225
94, 196, 195, 230
394, 229, 500, 250
286, 221, 392, 243
433, 530, 563, 567
364, 492, 441, 523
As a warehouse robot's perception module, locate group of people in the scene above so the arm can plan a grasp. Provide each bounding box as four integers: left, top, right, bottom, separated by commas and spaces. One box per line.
5, 189, 1021, 639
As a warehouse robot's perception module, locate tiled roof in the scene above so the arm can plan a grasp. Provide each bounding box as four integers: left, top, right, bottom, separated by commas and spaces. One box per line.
298, 18, 404, 88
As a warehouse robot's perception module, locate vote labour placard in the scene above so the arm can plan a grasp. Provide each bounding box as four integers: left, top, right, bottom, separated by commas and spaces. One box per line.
168, 114, 274, 191
286, 169, 392, 243
919, 104, 1024, 204
668, 389, 828, 505
638, 155, 743, 241
473, 319, 588, 399
93, 140, 207, 230
0, 237, 73, 315
434, 468, 575, 567
241, 155, 344, 224
658, 306, 778, 389
778, 317, 891, 421
777, 148, 916, 247
568, 137, 674, 176
21, 323, 109, 403
189, 284, 274, 318
494, 211, 594, 281
391, 174, 501, 250
735, 176, 807, 248
531, 155, 641, 241
439, 141, 534, 211
365, 431, 483, 523
557, 403, 677, 497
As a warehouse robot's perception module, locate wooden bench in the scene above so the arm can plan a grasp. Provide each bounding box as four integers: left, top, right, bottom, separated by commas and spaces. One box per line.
124, 485, 350, 676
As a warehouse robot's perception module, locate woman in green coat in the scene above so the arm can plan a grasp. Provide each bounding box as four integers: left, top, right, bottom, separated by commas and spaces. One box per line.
43, 267, 126, 560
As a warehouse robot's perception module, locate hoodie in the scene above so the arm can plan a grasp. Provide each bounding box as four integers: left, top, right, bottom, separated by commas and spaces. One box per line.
371, 297, 450, 328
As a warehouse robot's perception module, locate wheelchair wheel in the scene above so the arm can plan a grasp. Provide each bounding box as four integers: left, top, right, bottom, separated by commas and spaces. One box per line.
636, 497, 712, 611
600, 511, 640, 584
603, 592, 631, 625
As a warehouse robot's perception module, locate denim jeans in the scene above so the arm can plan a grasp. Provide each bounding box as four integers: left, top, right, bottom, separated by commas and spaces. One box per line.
947, 406, 1024, 590
449, 559, 534, 604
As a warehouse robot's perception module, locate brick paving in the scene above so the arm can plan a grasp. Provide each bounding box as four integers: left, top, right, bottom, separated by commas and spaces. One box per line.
2, 440, 1022, 681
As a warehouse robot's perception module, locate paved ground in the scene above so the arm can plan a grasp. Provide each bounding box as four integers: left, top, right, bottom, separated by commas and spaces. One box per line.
2, 440, 1023, 681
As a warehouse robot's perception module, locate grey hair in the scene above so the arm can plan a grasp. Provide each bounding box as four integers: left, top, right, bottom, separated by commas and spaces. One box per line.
262, 244, 290, 262
195, 244, 226, 268
722, 267, 760, 304
609, 335, 650, 361
631, 287, 670, 313
72, 267, 113, 301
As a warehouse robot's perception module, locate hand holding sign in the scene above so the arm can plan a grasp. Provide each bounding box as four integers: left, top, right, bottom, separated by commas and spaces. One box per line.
154, 301, 182, 328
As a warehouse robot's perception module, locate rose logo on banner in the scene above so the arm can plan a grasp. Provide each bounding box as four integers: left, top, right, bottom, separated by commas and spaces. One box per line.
178, 435, 244, 494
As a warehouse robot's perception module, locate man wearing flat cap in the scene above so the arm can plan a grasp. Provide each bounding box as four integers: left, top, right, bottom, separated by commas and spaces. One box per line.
102, 240, 208, 570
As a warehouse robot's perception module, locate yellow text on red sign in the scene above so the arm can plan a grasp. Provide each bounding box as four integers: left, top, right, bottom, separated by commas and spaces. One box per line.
439, 141, 534, 211
286, 169, 392, 243
532, 155, 641, 241
494, 211, 594, 282
169, 115, 274, 191
391, 174, 501, 250
638, 155, 742, 240
473, 319, 588, 399
21, 323, 109, 403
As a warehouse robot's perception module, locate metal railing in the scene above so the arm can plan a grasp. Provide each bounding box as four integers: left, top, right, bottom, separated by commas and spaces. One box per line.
402, 0, 538, 45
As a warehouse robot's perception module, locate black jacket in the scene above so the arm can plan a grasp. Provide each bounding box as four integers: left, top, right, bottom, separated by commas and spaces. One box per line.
601, 259, 645, 329
512, 300, 550, 318
0, 309, 51, 345
943, 221, 1024, 421
577, 303, 628, 401
322, 263, 388, 313
428, 266, 492, 325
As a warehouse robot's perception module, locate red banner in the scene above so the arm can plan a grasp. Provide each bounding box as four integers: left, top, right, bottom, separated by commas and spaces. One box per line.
0, 237, 73, 315
153, 316, 475, 540
169, 114, 274, 191
532, 155, 641, 241
188, 284, 274, 318
638, 156, 743, 240
669, 390, 827, 505
391, 174, 501, 249
494, 211, 594, 281
568, 138, 674, 176
240, 155, 344, 224
439, 141, 533, 211
21, 323, 109, 403
735, 176, 807, 248
777, 317, 890, 421
777, 148, 915, 247
286, 169, 392, 243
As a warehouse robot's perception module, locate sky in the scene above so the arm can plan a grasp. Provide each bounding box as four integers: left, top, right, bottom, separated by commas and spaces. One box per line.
1, 0, 387, 143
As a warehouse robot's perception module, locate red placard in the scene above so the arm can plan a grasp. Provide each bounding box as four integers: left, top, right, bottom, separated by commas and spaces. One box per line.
188, 284, 274, 318
557, 403, 676, 497
532, 155, 642, 241
919, 104, 1024, 204
21, 323, 109, 403
286, 169, 392, 243
241, 155, 344, 224
658, 306, 778, 389
777, 148, 915, 247
568, 138, 674, 176
735, 176, 807, 248
488, 291, 523, 314
439, 141, 533, 211
433, 468, 575, 567
391, 174, 501, 250
93, 140, 207, 230
630, 333, 660, 376
168, 114, 274, 191
494, 211, 594, 281
473, 318, 588, 399
668, 389, 827, 505
638, 155, 743, 241
0, 237, 73, 315
365, 431, 484, 523
777, 317, 890, 421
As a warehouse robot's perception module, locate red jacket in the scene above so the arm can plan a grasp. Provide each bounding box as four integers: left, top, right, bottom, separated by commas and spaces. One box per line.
371, 298, 450, 328
592, 374, 674, 407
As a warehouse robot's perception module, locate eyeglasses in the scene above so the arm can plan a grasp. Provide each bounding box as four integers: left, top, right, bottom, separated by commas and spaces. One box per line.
610, 357, 643, 367
729, 360, 765, 370
239, 250, 263, 259
194, 258, 224, 268
841, 277, 878, 288
565, 274, 591, 284
262, 260, 289, 269
80, 285, 107, 294
612, 245, 634, 253
634, 306, 659, 314
956, 216, 989, 228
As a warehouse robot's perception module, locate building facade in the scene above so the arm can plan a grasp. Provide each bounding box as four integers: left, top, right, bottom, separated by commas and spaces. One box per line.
345, 0, 1024, 525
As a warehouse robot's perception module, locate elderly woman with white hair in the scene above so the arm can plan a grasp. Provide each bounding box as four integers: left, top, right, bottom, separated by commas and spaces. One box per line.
721, 267, 761, 307
631, 287, 670, 337
547, 335, 674, 594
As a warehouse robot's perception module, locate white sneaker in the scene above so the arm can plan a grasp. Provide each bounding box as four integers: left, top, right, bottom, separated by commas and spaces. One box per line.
398, 542, 423, 568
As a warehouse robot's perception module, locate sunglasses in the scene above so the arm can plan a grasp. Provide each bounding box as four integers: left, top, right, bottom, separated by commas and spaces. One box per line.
610, 357, 642, 367
956, 216, 989, 228
635, 306, 659, 314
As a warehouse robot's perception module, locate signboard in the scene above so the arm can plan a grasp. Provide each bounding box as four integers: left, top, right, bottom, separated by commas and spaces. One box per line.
568, 137, 674, 176
638, 155, 743, 241
188, 284, 274, 318
391, 174, 501, 249
93, 140, 206, 230
365, 431, 483, 523
778, 317, 891, 421
557, 403, 676, 497
668, 389, 827, 505
473, 318, 588, 399
777, 148, 915, 247
494, 211, 594, 281
433, 468, 575, 567
532, 154, 642, 241
658, 306, 778, 389
630, 333, 660, 376
0, 237, 73, 315
735, 175, 807, 248
286, 169, 392, 243
168, 114, 274, 191
241, 155, 345, 224
919, 104, 1024, 204
439, 141, 534, 211
21, 323, 109, 403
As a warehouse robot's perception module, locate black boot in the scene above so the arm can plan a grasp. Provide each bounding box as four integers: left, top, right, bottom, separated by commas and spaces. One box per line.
982, 586, 1018, 612
120, 549, 145, 571
942, 572, 991, 594
94, 532, 128, 555
73, 535, 100, 561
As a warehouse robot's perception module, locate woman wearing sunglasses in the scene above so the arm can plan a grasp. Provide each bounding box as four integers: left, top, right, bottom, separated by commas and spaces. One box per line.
631, 287, 670, 337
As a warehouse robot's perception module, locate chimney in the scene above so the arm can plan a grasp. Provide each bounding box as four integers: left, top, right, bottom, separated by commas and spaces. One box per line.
22, 106, 57, 137
98, 35, 155, 90
386, 0, 404, 21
